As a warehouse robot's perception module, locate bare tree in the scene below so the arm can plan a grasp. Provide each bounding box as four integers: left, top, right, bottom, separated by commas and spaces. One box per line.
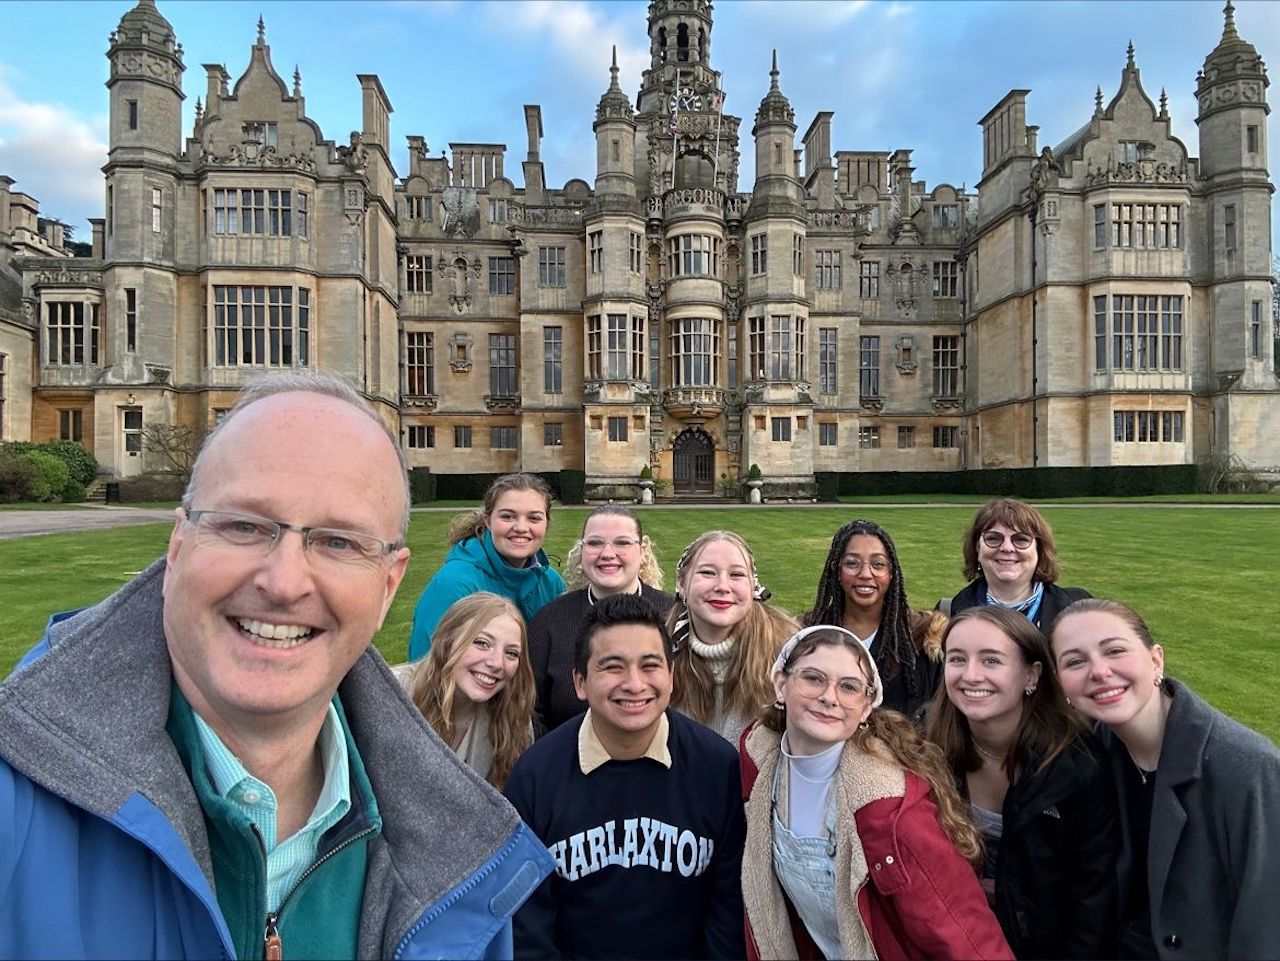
141, 424, 207, 481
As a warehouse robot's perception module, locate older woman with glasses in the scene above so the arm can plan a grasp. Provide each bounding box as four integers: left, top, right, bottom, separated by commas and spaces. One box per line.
946, 498, 1090, 636
740, 625, 1013, 960
527, 505, 674, 735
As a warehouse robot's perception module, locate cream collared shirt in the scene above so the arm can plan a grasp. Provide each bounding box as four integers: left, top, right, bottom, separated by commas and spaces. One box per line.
577, 708, 673, 774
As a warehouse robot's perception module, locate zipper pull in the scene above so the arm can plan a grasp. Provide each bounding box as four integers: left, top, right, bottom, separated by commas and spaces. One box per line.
264, 912, 283, 961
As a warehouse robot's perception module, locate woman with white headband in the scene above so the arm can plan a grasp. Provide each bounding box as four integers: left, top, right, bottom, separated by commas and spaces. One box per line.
740, 624, 1013, 960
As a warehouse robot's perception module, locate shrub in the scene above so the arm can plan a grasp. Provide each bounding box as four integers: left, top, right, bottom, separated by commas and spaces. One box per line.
39, 440, 98, 485
0, 450, 39, 503
639, 464, 654, 481
20, 450, 70, 503
746, 463, 763, 481
409, 467, 436, 504
558, 469, 586, 505
59, 479, 87, 503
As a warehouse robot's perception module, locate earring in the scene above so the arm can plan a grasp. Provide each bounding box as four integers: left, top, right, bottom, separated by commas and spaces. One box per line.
1024, 685, 1037, 697
773, 697, 785, 709
858, 721, 869, 730
1154, 674, 1163, 687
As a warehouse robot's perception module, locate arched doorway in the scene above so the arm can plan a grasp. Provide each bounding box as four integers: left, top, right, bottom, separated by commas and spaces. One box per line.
672, 429, 714, 494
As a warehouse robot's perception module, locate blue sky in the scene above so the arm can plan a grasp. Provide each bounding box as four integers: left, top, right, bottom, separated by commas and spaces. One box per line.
1, 0, 1276, 245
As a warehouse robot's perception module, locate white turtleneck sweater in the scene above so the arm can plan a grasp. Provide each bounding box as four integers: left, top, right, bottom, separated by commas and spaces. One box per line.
688, 633, 753, 743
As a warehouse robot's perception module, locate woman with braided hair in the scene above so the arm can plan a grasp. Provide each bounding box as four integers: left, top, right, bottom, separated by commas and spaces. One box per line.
803, 519, 944, 723
667, 530, 797, 743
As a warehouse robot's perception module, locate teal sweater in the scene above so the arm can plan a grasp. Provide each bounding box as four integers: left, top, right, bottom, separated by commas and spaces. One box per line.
409, 530, 565, 660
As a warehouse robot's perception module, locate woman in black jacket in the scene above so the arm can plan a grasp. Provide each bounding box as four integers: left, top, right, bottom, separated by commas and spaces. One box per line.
948, 498, 1090, 636
926, 605, 1119, 959
802, 518, 944, 723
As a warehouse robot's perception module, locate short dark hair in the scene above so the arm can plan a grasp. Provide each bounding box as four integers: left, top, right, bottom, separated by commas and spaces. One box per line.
573, 592, 674, 677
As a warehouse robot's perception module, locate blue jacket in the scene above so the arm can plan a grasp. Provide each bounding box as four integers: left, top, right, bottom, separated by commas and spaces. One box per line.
409, 530, 565, 660
0, 560, 554, 960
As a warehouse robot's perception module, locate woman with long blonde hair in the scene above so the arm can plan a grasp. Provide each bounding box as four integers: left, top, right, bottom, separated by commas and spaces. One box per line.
667, 530, 796, 743
405, 592, 534, 789
528, 505, 675, 735
740, 625, 1013, 960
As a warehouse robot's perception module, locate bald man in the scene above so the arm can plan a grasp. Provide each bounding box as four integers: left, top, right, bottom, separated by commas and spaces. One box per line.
0, 371, 552, 959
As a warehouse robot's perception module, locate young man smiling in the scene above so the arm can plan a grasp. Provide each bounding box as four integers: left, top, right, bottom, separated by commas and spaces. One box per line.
505, 592, 746, 960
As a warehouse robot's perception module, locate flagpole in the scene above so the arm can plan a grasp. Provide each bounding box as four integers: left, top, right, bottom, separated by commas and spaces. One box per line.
669, 100, 679, 191
712, 78, 725, 190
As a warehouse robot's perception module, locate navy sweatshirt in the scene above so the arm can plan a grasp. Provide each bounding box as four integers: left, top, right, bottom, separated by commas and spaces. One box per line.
504, 710, 747, 960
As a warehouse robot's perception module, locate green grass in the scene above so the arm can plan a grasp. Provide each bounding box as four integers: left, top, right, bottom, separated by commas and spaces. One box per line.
0, 502, 93, 511
2, 506, 1276, 741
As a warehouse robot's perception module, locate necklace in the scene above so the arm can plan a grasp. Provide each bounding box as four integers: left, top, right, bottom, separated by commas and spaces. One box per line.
973, 741, 1006, 764
1126, 749, 1156, 785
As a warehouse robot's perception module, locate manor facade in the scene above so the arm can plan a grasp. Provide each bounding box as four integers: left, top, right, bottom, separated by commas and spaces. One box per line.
1, 0, 1275, 494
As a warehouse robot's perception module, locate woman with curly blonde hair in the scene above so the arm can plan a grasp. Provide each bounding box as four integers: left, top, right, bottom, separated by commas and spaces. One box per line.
528, 505, 675, 734
405, 592, 534, 789
667, 530, 796, 743
740, 625, 1013, 960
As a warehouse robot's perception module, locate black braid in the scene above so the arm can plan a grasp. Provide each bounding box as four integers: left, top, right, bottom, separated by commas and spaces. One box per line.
804, 519, 921, 707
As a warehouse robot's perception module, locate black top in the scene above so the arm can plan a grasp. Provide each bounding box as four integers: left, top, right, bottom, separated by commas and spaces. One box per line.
1117, 756, 1157, 959
948, 579, 1092, 638
986, 734, 1121, 959
504, 710, 747, 960
528, 584, 676, 736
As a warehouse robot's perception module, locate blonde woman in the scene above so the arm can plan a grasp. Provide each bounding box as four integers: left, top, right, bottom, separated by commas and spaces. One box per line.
741, 625, 1013, 960
405, 593, 534, 789
528, 505, 675, 734
667, 530, 796, 743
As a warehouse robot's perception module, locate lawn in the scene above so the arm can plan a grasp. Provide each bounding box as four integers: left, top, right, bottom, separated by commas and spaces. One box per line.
2, 505, 1276, 741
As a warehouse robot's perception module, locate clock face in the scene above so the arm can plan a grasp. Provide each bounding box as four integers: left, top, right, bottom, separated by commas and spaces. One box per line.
669, 86, 703, 113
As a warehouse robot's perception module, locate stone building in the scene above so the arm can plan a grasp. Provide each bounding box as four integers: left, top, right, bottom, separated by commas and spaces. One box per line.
5, 0, 1276, 493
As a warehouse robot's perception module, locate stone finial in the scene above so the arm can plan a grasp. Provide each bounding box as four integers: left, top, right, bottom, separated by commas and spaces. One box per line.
257, 14, 265, 45
770, 49, 779, 91
1159, 87, 1168, 117
1223, 0, 1238, 40
1095, 85, 1104, 113
293, 65, 302, 97
1126, 40, 1135, 69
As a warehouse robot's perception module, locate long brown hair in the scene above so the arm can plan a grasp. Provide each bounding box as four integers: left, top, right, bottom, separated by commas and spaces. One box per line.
562, 504, 665, 592
408, 593, 534, 788
960, 497, 1061, 583
447, 472, 554, 547
667, 530, 796, 724
763, 629, 982, 865
926, 606, 1085, 783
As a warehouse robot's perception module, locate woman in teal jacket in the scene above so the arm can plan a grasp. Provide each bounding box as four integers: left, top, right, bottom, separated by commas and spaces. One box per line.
409, 473, 565, 660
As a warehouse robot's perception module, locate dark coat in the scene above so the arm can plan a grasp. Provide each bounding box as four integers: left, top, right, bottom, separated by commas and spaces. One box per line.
987, 734, 1120, 959
1100, 678, 1280, 960
876, 609, 945, 724
948, 579, 1091, 637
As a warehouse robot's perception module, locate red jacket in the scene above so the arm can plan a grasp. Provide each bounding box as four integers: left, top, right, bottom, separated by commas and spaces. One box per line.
740, 724, 1013, 961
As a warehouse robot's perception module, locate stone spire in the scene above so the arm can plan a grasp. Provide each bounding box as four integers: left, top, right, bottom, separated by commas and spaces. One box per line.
1095, 85, 1104, 114
1159, 87, 1168, 119
257, 14, 265, 45
293, 65, 302, 98
595, 45, 634, 125
754, 49, 794, 129
1126, 40, 1135, 70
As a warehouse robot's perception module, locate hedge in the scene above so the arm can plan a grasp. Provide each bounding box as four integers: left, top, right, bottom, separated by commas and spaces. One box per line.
429, 470, 580, 504
814, 464, 1200, 500
0, 440, 98, 486
409, 467, 437, 504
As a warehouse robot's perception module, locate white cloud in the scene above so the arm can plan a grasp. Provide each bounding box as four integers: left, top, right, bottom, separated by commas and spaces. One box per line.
498, 1, 649, 87
0, 65, 107, 235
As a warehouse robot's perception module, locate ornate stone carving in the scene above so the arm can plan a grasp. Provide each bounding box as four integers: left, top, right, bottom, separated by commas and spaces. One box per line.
335, 131, 369, 175
32, 266, 104, 288
1085, 159, 1188, 186
1029, 146, 1061, 194
403, 394, 439, 411
931, 396, 962, 411
807, 208, 864, 230
145, 364, 172, 386
859, 396, 885, 412
112, 50, 179, 86
200, 139, 317, 172
448, 331, 474, 372
485, 394, 522, 413
509, 204, 584, 226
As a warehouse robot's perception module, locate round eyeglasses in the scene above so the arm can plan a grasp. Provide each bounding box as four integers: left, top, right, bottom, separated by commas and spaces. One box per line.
787, 667, 876, 707
981, 530, 1035, 550
840, 556, 890, 575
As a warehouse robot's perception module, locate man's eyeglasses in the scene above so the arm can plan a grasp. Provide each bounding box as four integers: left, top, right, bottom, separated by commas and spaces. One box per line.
981, 530, 1035, 550
185, 509, 401, 566
581, 536, 641, 552
840, 557, 890, 575
787, 668, 876, 707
